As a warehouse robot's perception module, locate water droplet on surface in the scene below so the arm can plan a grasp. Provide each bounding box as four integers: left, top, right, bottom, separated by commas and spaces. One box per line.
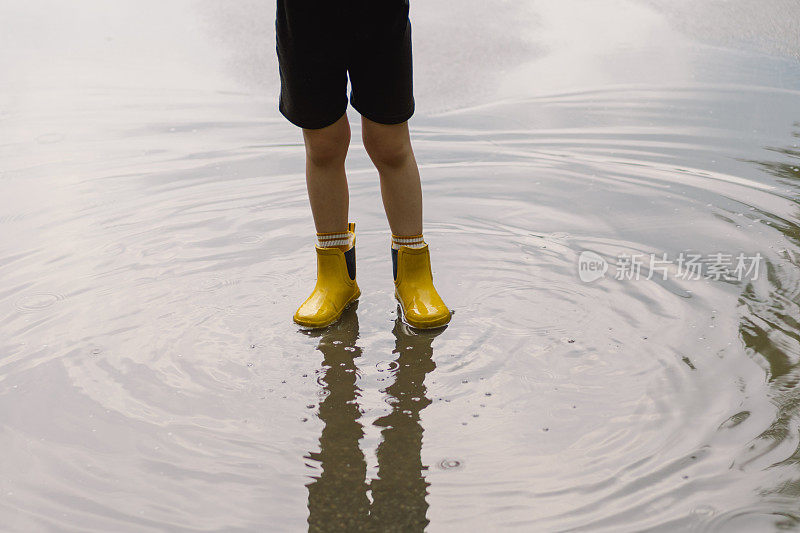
376, 360, 399, 372
239, 234, 263, 245
102, 242, 126, 256
15, 292, 64, 312
438, 459, 462, 470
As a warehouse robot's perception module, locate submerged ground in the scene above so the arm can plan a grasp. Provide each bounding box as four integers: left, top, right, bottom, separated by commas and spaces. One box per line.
2, 0, 800, 530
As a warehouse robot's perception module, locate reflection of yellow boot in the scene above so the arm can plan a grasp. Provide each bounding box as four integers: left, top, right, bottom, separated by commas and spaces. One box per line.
393, 244, 451, 329
294, 223, 361, 329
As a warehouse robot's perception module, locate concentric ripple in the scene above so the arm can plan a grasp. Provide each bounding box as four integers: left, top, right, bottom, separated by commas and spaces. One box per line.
2, 1, 800, 530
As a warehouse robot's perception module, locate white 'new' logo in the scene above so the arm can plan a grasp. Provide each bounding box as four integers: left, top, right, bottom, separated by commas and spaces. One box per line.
578, 251, 607, 282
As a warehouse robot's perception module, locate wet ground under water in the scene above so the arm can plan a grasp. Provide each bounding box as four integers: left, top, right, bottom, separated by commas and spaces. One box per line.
2, 0, 800, 531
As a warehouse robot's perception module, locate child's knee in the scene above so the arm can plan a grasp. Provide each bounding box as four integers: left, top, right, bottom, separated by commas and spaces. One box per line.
304, 129, 350, 167
362, 131, 411, 169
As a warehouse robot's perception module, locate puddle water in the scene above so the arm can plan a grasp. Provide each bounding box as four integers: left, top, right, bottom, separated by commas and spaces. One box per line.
2, 0, 800, 531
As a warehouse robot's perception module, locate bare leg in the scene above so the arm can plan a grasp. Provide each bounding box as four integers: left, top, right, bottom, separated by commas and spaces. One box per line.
303, 113, 351, 233
293, 114, 360, 329
361, 117, 423, 236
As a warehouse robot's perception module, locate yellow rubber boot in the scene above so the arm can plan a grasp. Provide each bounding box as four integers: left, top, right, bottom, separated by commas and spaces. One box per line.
393, 244, 451, 329
294, 222, 361, 328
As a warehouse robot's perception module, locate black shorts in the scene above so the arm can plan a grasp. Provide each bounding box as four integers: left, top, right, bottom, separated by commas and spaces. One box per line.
276, 0, 414, 130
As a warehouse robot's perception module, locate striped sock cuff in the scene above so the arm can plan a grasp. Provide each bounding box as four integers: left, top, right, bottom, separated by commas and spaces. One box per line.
391, 233, 426, 250
317, 230, 353, 249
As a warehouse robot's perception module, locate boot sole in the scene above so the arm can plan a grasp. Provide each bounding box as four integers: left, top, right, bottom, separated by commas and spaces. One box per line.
394, 292, 451, 330
294, 288, 361, 330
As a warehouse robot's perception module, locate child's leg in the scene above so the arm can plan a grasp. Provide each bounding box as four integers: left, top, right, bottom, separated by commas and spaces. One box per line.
361, 117, 423, 237
293, 114, 360, 329
362, 116, 450, 329
303, 114, 351, 234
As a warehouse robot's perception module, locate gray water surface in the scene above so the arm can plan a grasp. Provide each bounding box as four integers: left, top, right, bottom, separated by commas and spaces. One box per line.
2, 1, 800, 531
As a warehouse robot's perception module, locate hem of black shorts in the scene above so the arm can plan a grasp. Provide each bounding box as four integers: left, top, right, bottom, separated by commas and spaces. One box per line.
279, 102, 348, 130
350, 100, 415, 125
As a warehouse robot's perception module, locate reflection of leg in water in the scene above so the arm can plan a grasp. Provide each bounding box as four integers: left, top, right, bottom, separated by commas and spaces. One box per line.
305, 306, 442, 532
305, 303, 370, 532
370, 313, 441, 531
